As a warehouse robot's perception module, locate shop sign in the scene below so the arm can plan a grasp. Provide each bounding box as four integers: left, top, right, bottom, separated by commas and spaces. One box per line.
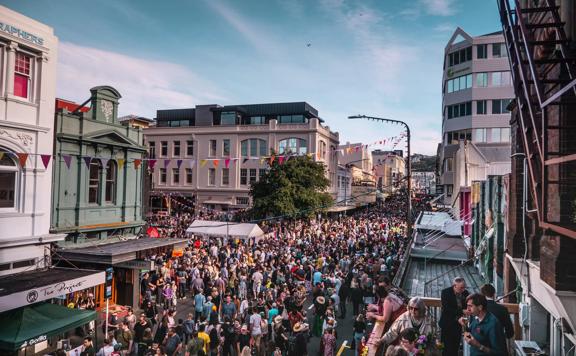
19, 334, 47, 348
0, 22, 44, 46
0, 271, 105, 312
115, 260, 155, 270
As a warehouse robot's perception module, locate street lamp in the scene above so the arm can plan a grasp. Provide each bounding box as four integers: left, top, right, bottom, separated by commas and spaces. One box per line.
348, 114, 412, 240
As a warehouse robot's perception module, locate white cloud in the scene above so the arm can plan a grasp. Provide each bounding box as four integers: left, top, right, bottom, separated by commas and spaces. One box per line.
56, 42, 226, 118
421, 0, 457, 16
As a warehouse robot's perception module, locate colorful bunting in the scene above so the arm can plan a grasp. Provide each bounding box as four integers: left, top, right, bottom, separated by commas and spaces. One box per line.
242, 158, 249, 164
63, 154, 72, 169
213, 160, 219, 168
148, 159, 157, 170
225, 158, 231, 168
134, 159, 142, 169
189, 158, 196, 167
117, 158, 125, 169
164, 159, 171, 168
200, 160, 207, 167
40, 154, 51, 169
278, 156, 285, 165
82, 156, 92, 168
269, 155, 275, 165
100, 158, 109, 168
17, 153, 29, 167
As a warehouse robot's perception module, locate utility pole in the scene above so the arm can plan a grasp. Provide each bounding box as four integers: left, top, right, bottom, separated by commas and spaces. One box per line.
348, 115, 412, 240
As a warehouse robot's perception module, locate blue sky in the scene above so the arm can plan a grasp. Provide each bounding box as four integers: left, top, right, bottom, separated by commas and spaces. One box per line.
3, 0, 501, 155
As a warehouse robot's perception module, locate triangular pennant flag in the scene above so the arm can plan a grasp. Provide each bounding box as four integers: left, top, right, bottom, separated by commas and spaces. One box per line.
134, 159, 142, 169
83, 156, 92, 168
177, 159, 183, 169
243, 158, 249, 164
164, 159, 171, 168
225, 158, 230, 168
269, 155, 275, 165
189, 158, 196, 167
278, 156, 285, 165
63, 154, 72, 169
40, 154, 51, 169
17, 153, 29, 168
117, 158, 125, 169
200, 159, 207, 167
259, 158, 266, 165
147, 159, 156, 170
213, 160, 219, 168
100, 158, 109, 168
0, 152, 5, 160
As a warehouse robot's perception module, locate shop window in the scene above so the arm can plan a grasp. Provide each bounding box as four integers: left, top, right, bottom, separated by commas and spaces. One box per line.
236, 197, 249, 205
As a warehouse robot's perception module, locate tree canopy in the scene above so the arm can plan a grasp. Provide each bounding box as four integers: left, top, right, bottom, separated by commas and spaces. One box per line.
249, 154, 333, 219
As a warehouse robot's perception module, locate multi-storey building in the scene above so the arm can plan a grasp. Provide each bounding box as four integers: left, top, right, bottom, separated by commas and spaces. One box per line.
143, 102, 339, 212
438, 27, 514, 232
373, 150, 406, 194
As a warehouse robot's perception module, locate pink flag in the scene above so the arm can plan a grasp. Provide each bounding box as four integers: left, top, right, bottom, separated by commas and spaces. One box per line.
225, 158, 230, 168
63, 154, 72, 169
40, 154, 51, 169
164, 159, 171, 168
278, 156, 285, 165
148, 159, 157, 170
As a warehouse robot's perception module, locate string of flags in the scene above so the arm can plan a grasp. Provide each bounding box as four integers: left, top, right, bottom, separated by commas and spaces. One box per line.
0, 132, 408, 170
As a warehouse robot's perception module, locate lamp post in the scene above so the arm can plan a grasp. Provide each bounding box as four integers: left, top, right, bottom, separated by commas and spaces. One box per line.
348, 115, 412, 240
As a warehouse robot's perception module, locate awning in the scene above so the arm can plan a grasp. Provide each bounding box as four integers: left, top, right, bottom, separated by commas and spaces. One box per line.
0, 268, 104, 313
186, 220, 264, 240
56, 238, 188, 265
0, 303, 96, 351
325, 205, 357, 212
202, 200, 233, 205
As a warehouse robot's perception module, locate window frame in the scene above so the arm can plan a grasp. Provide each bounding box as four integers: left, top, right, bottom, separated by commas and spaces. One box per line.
148, 141, 156, 159
240, 168, 247, 185
208, 168, 216, 186
159, 168, 167, 185
185, 168, 193, 185
186, 140, 194, 157
249, 168, 257, 184
0, 151, 19, 211
160, 141, 168, 157
209, 140, 217, 157
14, 52, 33, 100
223, 139, 231, 156
105, 160, 117, 203
88, 160, 102, 204
173, 141, 181, 157
222, 168, 230, 186
172, 168, 180, 184
477, 44, 487, 59
477, 100, 487, 115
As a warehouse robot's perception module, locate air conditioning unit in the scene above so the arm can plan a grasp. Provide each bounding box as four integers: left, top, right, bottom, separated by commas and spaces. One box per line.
514, 340, 544, 356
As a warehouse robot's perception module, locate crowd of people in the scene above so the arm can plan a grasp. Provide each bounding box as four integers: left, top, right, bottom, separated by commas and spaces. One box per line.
77, 192, 514, 356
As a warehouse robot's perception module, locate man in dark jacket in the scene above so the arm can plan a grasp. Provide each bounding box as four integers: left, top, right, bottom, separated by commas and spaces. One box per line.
480, 284, 514, 354
439, 277, 469, 356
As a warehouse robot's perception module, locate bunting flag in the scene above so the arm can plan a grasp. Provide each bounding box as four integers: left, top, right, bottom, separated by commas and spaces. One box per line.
213, 160, 219, 168
259, 157, 266, 165
225, 158, 231, 168
63, 154, 72, 169
40, 154, 51, 169
278, 156, 285, 165
242, 158, 249, 164
100, 158, 109, 168
17, 153, 29, 168
134, 159, 142, 169
117, 158, 125, 169
269, 155, 275, 165
177, 159, 183, 169
82, 156, 92, 168
200, 159, 207, 167
189, 158, 196, 167
164, 159, 171, 168
148, 159, 157, 170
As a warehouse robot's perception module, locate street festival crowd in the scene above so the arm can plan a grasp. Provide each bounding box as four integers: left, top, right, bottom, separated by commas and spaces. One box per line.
75, 192, 514, 356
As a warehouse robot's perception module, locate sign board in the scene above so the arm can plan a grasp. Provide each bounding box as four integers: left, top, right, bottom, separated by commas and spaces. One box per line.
0, 271, 105, 313
105, 268, 113, 299
115, 260, 155, 270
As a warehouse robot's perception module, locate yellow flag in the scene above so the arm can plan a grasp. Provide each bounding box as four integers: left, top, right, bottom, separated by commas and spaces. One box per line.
117, 158, 125, 169
200, 159, 207, 167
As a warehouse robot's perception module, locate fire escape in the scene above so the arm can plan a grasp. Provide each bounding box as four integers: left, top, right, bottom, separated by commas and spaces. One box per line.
499, 0, 576, 237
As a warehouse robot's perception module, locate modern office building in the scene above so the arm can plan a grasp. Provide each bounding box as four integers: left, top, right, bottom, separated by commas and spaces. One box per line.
143, 102, 340, 212
438, 27, 513, 230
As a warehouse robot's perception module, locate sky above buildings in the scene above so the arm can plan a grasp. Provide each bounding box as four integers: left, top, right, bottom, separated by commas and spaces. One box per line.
4, 0, 502, 155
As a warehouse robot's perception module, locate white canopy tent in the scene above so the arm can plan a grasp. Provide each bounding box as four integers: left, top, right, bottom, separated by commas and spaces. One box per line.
186, 220, 265, 241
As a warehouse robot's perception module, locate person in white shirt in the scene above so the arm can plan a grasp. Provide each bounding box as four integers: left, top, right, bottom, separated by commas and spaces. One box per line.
249, 308, 263, 355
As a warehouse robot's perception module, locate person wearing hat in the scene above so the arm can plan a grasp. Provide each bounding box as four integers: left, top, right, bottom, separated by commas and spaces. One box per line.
293, 323, 309, 355
313, 296, 327, 337
273, 315, 288, 354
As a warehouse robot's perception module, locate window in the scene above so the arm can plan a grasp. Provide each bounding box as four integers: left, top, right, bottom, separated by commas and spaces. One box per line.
491, 71, 511, 87
446, 101, 472, 119
173, 141, 181, 157
444, 158, 454, 172
0, 152, 18, 209
208, 168, 216, 185
476, 73, 488, 87
159, 168, 167, 184
446, 184, 454, 197
222, 168, 229, 185
477, 100, 487, 115
250, 138, 257, 157
172, 168, 180, 184
492, 99, 513, 114
318, 141, 327, 159
186, 168, 193, 184
105, 161, 116, 203
448, 47, 472, 67
187, 140, 194, 156
14, 52, 31, 99
161, 141, 168, 157
477, 44, 487, 59
240, 168, 247, 185
223, 139, 230, 156
474, 128, 487, 142
220, 112, 236, 125
240, 139, 267, 157
236, 197, 249, 205
488, 127, 511, 143
491, 128, 502, 143
12, 259, 35, 269
249, 169, 257, 184
446, 74, 472, 93
249, 116, 265, 125
88, 160, 102, 203
492, 43, 507, 58
259, 169, 266, 181
278, 138, 307, 155
209, 140, 217, 157
278, 115, 306, 124
148, 141, 156, 159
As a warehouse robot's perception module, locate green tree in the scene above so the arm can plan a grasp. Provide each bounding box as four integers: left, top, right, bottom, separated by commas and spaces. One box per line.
249, 154, 333, 219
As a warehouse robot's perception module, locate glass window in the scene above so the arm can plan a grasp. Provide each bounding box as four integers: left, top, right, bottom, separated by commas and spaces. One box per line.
250, 138, 258, 157
169, 120, 180, 127
477, 44, 487, 59
501, 128, 511, 142
209, 140, 217, 157
453, 78, 460, 91
447, 106, 453, 119
493, 43, 501, 57
105, 161, 116, 203
160, 168, 167, 184
466, 102, 472, 116
180, 120, 189, 126
474, 128, 486, 142
447, 184, 454, 196
477, 100, 487, 115
476, 73, 488, 87
492, 100, 502, 114
88, 160, 101, 203
14, 52, 31, 99
249, 169, 257, 184
187, 140, 194, 156
492, 72, 502, 86
448, 53, 454, 67
459, 76, 466, 90
222, 168, 229, 185
0, 153, 18, 209
466, 74, 472, 88
149, 141, 156, 159
491, 128, 502, 142
223, 139, 230, 156
173, 141, 181, 157
445, 158, 453, 172
447, 80, 453, 93
208, 168, 216, 185
161, 141, 168, 156
221, 112, 236, 125
186, 168, 193, 184
236, 197, 249, 205
259, 139, 267, 156
250, 116, 265, 125
259, 169, 266, 181
241, 140, 248, 157
240, 168, 247, 185
172, 168, 180, 184
466, 47, 472, 61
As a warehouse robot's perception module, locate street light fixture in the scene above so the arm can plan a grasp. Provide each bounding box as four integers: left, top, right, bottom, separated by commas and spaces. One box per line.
348, 114, 413, 240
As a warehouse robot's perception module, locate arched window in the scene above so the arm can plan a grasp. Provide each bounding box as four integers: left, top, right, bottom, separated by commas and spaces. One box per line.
88, 160, 102, 204
278, 138, 307, 155
318, 141, 327, 159
105, 160, 117, 203
0, 151, 18, 209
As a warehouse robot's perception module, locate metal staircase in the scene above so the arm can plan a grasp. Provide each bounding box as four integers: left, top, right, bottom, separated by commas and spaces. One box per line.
499, 0, 576, 239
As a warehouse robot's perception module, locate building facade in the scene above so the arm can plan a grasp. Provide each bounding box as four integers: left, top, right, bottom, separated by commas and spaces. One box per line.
373, 150, 406, 194
438, 27, 513, 231
143, 102, 340, 212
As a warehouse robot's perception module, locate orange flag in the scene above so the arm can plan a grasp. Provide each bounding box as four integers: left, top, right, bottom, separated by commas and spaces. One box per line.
17, 153, 29, 167
134, 159, 142, 169
213, 160, 219, 168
